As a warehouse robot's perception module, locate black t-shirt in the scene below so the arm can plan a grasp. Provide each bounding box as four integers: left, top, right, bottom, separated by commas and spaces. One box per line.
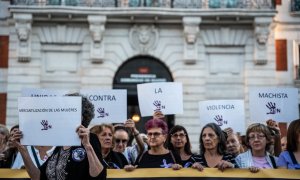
135, 150, 181, 168
193, 153, 237, 168
103, 151, 128, 169
181, 154, 201, 168
39, 133, 106, 180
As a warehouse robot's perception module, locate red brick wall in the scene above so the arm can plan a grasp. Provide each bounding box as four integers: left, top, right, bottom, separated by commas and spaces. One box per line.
276, 39, 288, 71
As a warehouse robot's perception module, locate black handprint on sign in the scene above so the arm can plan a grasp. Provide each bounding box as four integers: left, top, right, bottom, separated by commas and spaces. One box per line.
214, 115, 223, 126
153, 100, 161, 111
97, 108, 109, 118
41, 120, 52, 130
214, 115, 227, 126
266, 102, 281, 114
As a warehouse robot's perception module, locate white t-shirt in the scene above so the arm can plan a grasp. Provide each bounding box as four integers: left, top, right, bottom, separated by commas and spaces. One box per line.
11, 146, 55, 169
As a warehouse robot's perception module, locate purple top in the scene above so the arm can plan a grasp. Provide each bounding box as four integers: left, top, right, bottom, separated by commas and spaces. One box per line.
252, 156, 271, 169
277, 151, 300, 170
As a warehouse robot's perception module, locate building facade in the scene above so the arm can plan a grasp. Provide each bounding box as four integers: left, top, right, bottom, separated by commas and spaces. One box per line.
0, 0, 298, 152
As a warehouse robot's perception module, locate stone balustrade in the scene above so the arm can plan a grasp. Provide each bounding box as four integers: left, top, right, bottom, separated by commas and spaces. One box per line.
11, 0, 275, 9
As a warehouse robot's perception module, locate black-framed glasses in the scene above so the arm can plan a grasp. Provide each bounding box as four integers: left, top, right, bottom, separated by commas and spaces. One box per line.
115, 139, 128, 144
147, 132, 162, 138
171, 133, 186, 138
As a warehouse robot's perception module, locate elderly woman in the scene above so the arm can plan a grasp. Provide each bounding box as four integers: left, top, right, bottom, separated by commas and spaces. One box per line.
235, 123, 277, 172
10, 94, 105, 180
195, 123, 236, 171
125, 118, 182, 171
90, 124, 128, 169
0, 124, 9, 168
224, 127, 244, 157
277, 119, 300, 169
165, 125, 203, 170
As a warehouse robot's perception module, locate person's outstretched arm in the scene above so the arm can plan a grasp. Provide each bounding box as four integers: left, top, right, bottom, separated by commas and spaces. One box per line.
10, 130, 40, 180
77, 125, 103, 177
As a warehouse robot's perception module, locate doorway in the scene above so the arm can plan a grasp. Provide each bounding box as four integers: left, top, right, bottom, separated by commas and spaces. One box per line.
113, 56, 174, 133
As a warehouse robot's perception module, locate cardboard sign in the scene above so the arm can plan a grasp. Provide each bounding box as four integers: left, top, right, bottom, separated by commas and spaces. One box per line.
80, 89, 127, 124
18, 97, 82, 146
137, 82, 183, 117
249, 87, 299, 123
199, 100, 246, 134
21, 88, 70, 97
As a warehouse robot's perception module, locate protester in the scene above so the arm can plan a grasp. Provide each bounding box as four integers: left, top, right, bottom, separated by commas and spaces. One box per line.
224, 127, 244, 157
266, 119, 282, 156
0, 125, 19, 168
125, 118, 182, 171
280, 136, 287, 152
0, 124, 9, 168
165, 125, 203, 170
11, 146, 55, 169
10, 93, 105, 180
277, 119, 300, 169
113, 119, 145, 164
90, 124, 128, 169
235, 123, 277, 172
195, 123, 236, 171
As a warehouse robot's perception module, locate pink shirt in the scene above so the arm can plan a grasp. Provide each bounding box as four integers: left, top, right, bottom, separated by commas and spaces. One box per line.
252, 156, 272, 169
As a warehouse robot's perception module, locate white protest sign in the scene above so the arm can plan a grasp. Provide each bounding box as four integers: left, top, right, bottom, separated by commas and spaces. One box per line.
18, 97, 82, 146
137, 82, 183, 117
80, 89, 127, 124
21, 88, 70, 97
249, 87, 299, 123
199, 100, 246, 134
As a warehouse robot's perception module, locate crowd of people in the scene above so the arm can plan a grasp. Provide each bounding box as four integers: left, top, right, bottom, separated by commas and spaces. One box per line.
0, 94, 300, 180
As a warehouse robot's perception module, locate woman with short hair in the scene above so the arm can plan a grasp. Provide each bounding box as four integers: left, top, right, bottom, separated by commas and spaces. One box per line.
235, 123, 277, 172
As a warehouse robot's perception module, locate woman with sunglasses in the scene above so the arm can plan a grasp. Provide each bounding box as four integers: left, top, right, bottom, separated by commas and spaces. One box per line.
277, 119, 300, 169
235, 123, 277, 172
165, 125, 203, 170
90, 124, 128, 169
125, 118, 182, 171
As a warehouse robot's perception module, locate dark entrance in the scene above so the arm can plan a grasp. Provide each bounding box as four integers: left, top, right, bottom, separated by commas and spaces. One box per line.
113, 56, 174, 133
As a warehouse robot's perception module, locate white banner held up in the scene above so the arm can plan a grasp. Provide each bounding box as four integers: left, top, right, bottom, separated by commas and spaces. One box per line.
249, 87, 299, 123
18, 97, 82, 146
21, 88, 70, 97
80, 89, 127, 124
199, 100, 246, 134
137, 82, 183, 117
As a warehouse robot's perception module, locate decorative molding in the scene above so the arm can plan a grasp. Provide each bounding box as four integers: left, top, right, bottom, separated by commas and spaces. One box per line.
129, 24, 159, 54
13, 13, 32, 62
182, 17, 201, 64
37, 25, 87, 44
88, 15, 107, 63
253, 17, 273, 65
201, 28, 251, 46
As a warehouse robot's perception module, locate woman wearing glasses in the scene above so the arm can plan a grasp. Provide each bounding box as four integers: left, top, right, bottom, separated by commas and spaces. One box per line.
235, 123, 277, 172
165, 125, 203, 170
277, 119, 300, 169
125, 118, 182, 171
90, 124, 128, 169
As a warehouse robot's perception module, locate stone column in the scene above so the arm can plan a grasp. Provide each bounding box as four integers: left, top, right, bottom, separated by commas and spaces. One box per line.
88, 15, 107, 63
182, 17, 201, 64
13, 13, 32, 62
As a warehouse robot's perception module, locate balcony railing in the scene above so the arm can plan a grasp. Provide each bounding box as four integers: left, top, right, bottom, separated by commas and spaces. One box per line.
291, 0, 300, 12
11, 0, 275, 9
